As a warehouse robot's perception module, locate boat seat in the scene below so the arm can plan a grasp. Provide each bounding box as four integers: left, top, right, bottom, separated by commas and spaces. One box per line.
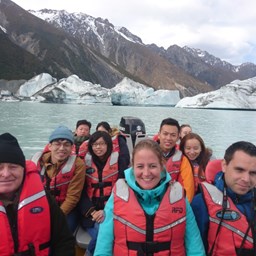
123, 133, 133, 158
134, 133, 148, 146
205, 159, 223, 184
75, 225, 91, 249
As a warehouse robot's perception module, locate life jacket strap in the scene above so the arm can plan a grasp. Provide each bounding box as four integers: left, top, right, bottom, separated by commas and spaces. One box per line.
92, 181, 112, 188
127, 240, 170, 255
235, 248, 254, 256
92, 195, 110, 206
14, 241, 50, 256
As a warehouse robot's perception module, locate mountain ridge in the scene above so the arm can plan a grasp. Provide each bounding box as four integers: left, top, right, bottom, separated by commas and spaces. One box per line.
1, 0, 256, 97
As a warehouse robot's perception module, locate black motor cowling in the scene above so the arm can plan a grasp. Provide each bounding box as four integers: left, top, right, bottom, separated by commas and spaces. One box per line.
119, 116, 146, 146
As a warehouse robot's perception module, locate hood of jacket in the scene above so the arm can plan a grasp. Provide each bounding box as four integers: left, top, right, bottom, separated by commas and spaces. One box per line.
124, 167, 171, 215
214, 171, 253, 221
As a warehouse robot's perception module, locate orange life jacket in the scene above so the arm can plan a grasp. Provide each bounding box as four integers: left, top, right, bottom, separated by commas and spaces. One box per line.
0, 160, 51, 256
113, 179, 186, 256
85, 152, 119, 208
201, 182, 254, 255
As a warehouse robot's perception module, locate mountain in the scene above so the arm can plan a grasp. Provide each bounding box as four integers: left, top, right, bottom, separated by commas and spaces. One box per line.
0, 28, 48, 80
1, 0, 256, 98
28, 8, 211, 97
149, 44, 256, 89
0, 0, 124, 86
27, 8, 256, 91
175, 76, 256, 109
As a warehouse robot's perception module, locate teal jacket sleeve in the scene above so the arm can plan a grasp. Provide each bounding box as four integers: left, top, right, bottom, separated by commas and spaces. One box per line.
94, 194, 114, 256
185, 199, 206, 256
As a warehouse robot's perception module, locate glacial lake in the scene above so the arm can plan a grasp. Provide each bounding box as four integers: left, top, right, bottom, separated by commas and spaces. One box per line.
0, 101, 255, 159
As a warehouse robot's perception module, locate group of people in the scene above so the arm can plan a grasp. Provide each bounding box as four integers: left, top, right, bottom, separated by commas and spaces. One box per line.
0, 116, 256, 256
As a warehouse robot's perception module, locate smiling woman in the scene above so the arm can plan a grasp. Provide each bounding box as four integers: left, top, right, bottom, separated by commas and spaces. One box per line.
94, 139, 206, 255
132, 139, 163, 190
78, 130, 122, 255
180, 132, 212, 193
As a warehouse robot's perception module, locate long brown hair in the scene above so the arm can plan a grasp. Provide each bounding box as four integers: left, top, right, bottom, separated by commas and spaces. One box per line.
180, 133, 211, 177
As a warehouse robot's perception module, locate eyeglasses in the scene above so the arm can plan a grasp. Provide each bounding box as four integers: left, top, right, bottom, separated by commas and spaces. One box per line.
92, 142, 106, 148
51, 141, 72, 148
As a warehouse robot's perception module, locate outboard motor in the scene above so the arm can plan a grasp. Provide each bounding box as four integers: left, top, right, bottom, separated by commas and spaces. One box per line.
119, 116, 146, 146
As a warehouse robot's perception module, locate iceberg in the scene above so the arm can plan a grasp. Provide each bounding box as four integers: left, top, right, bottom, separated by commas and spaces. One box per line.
1, 73, 181, 106
111, 78, 180, 106
175, 77, 256, 109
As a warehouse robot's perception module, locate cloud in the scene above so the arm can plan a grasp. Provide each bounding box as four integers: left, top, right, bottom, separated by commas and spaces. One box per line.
12, 0, 256, 65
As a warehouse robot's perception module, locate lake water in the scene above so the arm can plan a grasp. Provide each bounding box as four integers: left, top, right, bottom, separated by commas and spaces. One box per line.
0, 101, 255, 159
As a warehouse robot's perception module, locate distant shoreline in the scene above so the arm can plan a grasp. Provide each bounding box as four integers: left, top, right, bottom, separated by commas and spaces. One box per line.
180, 107, 256, 111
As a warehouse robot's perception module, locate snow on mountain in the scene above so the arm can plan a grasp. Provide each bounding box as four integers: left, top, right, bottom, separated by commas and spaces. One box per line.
111, 77, 180, 106
29, 9, 142, 45
0, 25, 7, 33
183, 46, 236, 71
175, 77, 256, 109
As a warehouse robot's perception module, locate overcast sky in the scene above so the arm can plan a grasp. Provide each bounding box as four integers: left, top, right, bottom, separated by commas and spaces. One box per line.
12, 0, 256, 65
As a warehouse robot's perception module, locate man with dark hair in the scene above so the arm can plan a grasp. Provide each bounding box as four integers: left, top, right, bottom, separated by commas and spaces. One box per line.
191, 141, 256, 255
74, 119, 92, 157
157, 118, 195, 202
31, 126, 85, 233
0, 133, 75, 255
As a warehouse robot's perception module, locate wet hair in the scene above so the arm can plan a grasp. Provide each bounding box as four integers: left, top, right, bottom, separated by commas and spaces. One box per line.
96, 121, 112, 133
180, 133, 211, 177
132, 139, 163, 169
76, 119, 92, 129
159, 118, 180, 133
88, 131, 113, 162
224, 141, 256, 164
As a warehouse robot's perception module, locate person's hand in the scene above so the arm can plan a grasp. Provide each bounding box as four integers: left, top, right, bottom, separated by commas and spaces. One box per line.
91, 210, 104, 223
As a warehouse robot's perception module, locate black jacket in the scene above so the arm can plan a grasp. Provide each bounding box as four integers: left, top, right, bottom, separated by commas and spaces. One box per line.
46, 191, 76, 256
117, 135, 130, 178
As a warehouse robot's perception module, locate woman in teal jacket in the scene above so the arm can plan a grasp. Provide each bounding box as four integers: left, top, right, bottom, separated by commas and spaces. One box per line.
94, 139, 205, 256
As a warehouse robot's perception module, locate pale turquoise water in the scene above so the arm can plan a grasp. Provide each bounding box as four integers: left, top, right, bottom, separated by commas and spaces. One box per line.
0, 101, 255, 159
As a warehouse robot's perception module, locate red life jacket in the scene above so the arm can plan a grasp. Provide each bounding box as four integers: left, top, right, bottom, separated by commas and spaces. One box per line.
201, 182, 254, 255
74, 139, 89, 158
85, 152, 119, 207
32, 152, 77, 205
152, 133, 159, 141
113, 179, 186, 256
165, 150, 183, 183
0, 160, 51, 256
111, 135, 120, 152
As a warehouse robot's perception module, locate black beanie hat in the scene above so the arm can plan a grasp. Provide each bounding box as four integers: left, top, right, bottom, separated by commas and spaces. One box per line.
0, 133, 26, 168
